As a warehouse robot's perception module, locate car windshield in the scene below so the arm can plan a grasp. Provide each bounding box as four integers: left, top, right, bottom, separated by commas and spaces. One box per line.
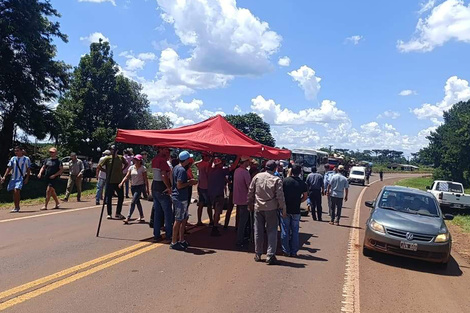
352, 170, 364, 175
378, 190, 439, 217
436, 182, 463, 193
292, 153, 317, 168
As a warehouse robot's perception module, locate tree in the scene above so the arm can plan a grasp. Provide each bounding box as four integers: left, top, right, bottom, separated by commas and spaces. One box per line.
56, 40, 170, 156
0, 0, 70, 171
225, 113, 276, 147
420, 100, 470, 184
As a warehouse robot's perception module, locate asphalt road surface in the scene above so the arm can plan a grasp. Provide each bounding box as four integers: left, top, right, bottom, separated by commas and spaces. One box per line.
0, 173, 469, 313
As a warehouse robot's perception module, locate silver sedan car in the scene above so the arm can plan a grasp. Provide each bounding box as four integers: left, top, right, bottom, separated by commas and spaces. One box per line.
363, 186, 453, 267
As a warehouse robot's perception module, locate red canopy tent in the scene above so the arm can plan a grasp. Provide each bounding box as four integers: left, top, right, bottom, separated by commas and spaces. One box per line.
115, 115, 290, 160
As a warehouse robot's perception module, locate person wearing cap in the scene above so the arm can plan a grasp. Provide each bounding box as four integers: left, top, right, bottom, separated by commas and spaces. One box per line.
119, 154, 149, 224
305, 167, 324, 221
247, 160, 286, 265
194, 152, 213, 226
151, 147, 173, 240
170, 151, 198, 251
207, 155, 240, 236
97, 146, 128, 219
95, 150, 110, 205
233, 156, 252, 247
38, 147, 63, 210
326, 165, 349, 226
63, 152, 84, 202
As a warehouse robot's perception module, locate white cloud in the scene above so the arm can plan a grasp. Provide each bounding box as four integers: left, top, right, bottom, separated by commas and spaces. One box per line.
175, 99, 203, 111
288, 65, 321, 100
157, 0, 282, 76
80, 32, 110, 44
345, 35, 364, 45
399, 89, 418, 96
384, 123, 396, 131
418, 0, 436, 14
278, 56, 291, 67
250, 95, 350, 126
155, 99, 225, 126
137, 52, 156, 61
125, 57, 145, 71
398, 0, 470, 52
377, 110, 401, 119
78, 0, 116, 6
234, 105, 242, 113
412, 76, 470, 119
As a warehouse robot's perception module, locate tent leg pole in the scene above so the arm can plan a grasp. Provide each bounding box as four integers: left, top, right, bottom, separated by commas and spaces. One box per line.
96, 143, 117, 237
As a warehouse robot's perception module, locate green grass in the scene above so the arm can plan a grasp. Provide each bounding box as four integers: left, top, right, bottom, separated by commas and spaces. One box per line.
0, 177, 97, 209
450, 215, 470, 233
394, 176, 434, 191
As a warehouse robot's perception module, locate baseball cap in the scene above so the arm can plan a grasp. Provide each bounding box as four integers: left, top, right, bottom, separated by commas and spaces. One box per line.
134, 154, 143, 161
103, 150, 111, 156
179, 150, 193, 161
338, 165, 345, 170
265, 160, 277, 171
240, 155, 251, 162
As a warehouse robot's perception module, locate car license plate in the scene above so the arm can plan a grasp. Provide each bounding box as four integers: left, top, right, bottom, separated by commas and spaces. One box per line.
452, 203, 462, 208
400, 241, 418, 251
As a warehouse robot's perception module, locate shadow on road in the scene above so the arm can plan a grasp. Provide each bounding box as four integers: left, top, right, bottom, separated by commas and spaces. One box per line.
366, 253, 462, 277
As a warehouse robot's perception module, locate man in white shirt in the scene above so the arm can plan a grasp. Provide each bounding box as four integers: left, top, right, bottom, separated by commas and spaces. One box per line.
1, 146, 31, 213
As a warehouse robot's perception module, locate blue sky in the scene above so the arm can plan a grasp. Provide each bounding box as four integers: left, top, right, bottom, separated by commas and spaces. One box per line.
49, 0, 470, 155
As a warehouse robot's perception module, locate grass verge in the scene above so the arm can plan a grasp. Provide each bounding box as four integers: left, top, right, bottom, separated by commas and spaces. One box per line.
450, 215, 470, 233
394, 176, 434, 191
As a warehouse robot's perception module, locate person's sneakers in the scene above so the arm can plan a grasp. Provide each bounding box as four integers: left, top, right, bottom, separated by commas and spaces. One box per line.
40, 206, 47, 211
137, 217, 145, 222
329, 221, 334, 225
123, 218, 129, 224
62, 198, 68, 202
180, 241, 190, 249
10, 208, 20, 213
312, 216, 317, 221
266, 255, 278, 265
106, 215, 112, 219
115, 214, 125, 220
282, 252, 291, 257
335, 222, 340, 226
290, 253, 298, 258
196, 222, 205, 226
77, 197, 81, 202
254, 254, 262, 262
149, 220, 154, 228
96, 201, 100, 205
210, 227, 221, 237
169, 242, 185, 251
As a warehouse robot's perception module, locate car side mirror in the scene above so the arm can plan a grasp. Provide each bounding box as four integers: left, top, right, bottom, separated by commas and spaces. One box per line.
365, 201, 374, 208
444, 214, 454, 221
426, 186, 431, 190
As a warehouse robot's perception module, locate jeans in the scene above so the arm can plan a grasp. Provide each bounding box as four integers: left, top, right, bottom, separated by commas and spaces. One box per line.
308, 189, 323, 220
153, 186, 173, 239
127, 185, 144, 219
96, 178, 106, 203
280, 214, 301, 255
254, 210, 279, 257
236, 205, 250, 245
64, 175, 82, 200
106, 183, 124, 216
330, 196, 343, 223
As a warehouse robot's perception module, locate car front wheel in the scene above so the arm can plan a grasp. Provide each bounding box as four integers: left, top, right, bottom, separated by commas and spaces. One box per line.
362, 246, 374, 257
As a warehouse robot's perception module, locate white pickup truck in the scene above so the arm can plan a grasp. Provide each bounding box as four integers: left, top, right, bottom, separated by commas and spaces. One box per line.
427, 180, 470, 209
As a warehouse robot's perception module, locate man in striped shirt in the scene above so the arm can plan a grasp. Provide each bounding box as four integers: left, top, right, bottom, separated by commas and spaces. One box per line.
1, 146, 31, 212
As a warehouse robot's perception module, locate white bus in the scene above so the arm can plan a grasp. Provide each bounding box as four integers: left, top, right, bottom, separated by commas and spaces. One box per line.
291, 149, 329, 176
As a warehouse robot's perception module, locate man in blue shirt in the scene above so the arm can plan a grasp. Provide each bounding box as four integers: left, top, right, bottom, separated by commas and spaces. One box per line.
170, 151, 197, 251
305, 167, 324, 221
327, 165, 349, 226
1, 146, 31, 213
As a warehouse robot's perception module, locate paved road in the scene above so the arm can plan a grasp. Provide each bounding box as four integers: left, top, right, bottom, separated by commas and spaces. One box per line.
0, 173, 468, 313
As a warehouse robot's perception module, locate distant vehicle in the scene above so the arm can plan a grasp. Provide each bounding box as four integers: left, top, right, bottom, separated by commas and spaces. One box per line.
61, 156, 98, 177
363, 186, 453, 267
349, 166, 366, 186
427, 180, 470, 210
291, 149, 329, 177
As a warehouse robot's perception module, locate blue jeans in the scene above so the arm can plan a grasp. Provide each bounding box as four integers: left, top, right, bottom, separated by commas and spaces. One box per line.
127, 185, 144, 219
153, 190, 173, 239
96, 178, 106, 203
280, 214, 301, 256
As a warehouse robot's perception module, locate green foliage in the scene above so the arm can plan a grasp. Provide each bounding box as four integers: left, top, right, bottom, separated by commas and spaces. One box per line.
0, 0, 70, 171
56, 40, 172, 156
419, 100, 470, 186
395, 177, 434, 191
450, 215, 470, 233
225, 113, 276, 147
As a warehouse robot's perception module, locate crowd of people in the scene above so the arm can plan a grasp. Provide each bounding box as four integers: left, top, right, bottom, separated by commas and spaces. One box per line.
1, 145, 350, 265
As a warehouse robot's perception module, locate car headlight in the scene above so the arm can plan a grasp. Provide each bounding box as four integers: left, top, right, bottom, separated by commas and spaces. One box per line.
435, 233, 450, 243
369, 220, 385, 233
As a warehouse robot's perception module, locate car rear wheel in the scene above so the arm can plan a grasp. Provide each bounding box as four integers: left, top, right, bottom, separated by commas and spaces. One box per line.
362, 246, 374, 257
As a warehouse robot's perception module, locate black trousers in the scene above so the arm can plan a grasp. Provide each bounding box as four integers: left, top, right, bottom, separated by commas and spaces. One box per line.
106, 183, 124, 216
308, 190, 323, 220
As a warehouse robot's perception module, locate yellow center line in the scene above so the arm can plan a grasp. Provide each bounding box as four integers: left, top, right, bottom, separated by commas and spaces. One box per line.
0, 211, 236, 311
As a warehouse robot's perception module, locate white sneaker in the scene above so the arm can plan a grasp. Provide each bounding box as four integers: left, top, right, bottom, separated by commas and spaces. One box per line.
115, 214, 125, 220
106, 215, 112, 219
10, 208, 20, 213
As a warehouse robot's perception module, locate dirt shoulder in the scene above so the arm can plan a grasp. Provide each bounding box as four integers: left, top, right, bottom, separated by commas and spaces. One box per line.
448, 223, 470, 264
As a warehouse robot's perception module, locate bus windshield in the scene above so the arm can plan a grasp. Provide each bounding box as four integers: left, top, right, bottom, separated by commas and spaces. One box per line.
292, 153, 317, 168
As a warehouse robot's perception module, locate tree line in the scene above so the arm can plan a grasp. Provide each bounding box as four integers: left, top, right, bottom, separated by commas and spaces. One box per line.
319, 148, 408, 165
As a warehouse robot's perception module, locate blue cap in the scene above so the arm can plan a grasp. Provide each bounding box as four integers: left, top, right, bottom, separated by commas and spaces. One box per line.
178, 150, 193, 161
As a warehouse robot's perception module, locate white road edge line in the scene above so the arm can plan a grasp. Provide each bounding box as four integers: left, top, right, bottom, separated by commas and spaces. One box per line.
341, 177, 401, 313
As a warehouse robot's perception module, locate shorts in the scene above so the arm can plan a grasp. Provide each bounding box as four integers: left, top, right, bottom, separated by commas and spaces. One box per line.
210, 194, 225, 213
173, 199, 189, 222
46, 177, 59, 189
7, 179, 23, 192
198, 188, 210, 207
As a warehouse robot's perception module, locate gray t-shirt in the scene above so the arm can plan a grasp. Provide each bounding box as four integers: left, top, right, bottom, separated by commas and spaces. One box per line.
329, 173, 349, 198
128, 165, 146, 186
